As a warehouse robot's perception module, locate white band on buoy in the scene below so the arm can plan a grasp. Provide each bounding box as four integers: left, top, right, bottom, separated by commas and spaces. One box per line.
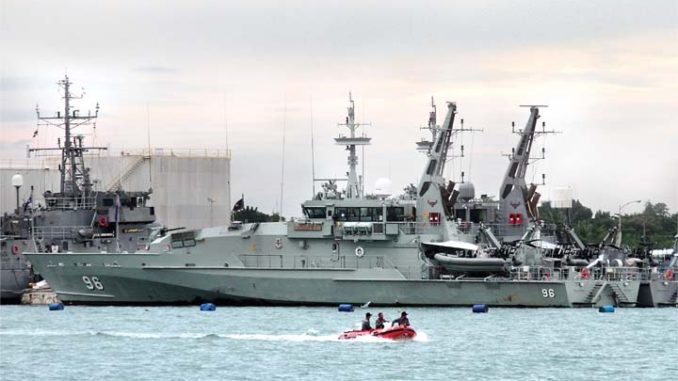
355, 246, 365, 258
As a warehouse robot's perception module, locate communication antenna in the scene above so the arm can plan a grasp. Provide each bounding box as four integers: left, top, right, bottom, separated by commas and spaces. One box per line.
334, 92, 371, 199
279, 100, 287, 216
310, 96, 316, 197
30, 75, 107, 201
517, 105, 559, 186
448, 117, 483, 182
146, 103, 153, 191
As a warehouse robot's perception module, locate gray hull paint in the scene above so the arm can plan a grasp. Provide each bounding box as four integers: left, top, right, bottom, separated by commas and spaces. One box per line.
637, 280, 678, 307
27, 253, 640, 307
0, 268, 30, 302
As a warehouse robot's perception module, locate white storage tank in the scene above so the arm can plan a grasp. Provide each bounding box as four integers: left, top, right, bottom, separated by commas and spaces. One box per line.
0, 149, 231, 229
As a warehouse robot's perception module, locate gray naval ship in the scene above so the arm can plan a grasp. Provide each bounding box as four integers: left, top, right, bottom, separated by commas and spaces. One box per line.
1, 76, 156, 302
27, 95, 645, 306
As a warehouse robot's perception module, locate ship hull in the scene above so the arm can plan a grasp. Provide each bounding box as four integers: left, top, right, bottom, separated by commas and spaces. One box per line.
637, 280, 678, 307
1, 247, 31, 304
26, 253, 640, 307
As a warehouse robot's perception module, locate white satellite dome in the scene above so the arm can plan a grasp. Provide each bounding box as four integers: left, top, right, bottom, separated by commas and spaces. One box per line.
374, 177, 392, 196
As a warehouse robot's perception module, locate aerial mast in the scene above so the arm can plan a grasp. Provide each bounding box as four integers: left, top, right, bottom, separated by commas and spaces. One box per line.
335, 93, 371, 199
498, 105, 559, 224
30, 76, 107, 206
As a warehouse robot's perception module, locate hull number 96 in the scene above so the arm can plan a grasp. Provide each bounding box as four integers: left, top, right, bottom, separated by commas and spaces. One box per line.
541, 288, 555, 298
82, 276, 104, 290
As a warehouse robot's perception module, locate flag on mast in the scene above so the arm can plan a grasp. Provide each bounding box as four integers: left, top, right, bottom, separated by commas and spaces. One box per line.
232, 194, 244, 212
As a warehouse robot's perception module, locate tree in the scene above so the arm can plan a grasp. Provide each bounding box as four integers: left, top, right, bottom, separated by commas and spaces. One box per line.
232, 206, 284, 223
539, 199, 676, 248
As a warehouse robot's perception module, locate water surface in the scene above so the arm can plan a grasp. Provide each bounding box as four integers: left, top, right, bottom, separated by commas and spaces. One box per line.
1, 306, 676, 380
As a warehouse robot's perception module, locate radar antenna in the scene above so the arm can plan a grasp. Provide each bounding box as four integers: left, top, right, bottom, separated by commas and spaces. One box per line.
30, 76, 107, 206
334, 92, 371, 199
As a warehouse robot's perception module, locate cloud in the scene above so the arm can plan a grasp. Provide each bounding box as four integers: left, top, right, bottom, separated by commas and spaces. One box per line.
134, 66, 178, 74
1, 0, 676, 216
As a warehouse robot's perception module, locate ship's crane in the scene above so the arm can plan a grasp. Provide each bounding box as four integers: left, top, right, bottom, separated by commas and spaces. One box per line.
498, 105, 559, 229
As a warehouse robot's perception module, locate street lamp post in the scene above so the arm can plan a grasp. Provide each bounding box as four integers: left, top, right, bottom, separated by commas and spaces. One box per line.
617, 199, 642, 246
11, 173, 23, 214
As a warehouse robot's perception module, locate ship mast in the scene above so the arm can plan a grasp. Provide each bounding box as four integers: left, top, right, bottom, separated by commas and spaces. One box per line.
335, 93, 371, 199
30, 76, 107, 205
416, 97, 439, 154
499, 105, 558, 220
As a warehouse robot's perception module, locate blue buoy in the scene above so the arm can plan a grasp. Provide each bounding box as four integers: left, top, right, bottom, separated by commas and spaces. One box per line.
472, 304, 488, 313
48, 303, 64, 311
338, 304, 354, 312
200, 303, 216, 311
598, 305, 615, 313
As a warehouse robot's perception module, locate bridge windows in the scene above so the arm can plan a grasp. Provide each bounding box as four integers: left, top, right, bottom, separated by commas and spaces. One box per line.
303, 207, 326, 219
334, 207, 385, 222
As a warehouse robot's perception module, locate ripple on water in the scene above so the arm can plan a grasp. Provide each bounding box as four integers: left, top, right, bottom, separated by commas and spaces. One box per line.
0, 306, 676, 381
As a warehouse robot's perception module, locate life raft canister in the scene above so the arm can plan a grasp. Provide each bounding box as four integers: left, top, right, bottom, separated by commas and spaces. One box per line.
98, 215, 108, 227
665, 268, 674, 280
11, 243, 21, 255
580, 267, 590, 279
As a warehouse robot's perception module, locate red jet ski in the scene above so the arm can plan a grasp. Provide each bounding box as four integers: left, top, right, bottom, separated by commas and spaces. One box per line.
338, 325, 417, 341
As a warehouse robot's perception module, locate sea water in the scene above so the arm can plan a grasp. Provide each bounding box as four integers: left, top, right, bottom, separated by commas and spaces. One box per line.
0, 306, 676, 380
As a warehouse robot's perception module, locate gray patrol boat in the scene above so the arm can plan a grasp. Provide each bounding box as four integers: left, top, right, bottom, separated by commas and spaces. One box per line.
26, 96, 642, 306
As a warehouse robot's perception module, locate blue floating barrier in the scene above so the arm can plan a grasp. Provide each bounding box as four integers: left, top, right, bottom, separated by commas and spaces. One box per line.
200, 303, 216, 311
598, 305, 615, 313
472, 304, 488, 313
338, 304, 354, 312
48, 303, 64, 311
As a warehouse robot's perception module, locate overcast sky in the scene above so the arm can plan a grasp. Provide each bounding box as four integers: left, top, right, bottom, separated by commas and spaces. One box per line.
1, 0, 676, 217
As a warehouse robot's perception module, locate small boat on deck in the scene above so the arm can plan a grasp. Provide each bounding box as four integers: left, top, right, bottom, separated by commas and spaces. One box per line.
338, 325, 417, 340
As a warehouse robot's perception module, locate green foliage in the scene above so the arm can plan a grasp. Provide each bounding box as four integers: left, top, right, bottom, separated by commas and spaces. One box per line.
540, 200, 677, 248
233, 206, 285, 223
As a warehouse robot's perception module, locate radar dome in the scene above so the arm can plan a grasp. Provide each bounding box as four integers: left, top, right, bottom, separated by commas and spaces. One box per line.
374, 177, 392, 196
458, 182, 475, 201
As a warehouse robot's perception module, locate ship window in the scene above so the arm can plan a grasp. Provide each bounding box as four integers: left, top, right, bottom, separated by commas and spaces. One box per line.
335, 207, 348, 221
387, 207, 405, 222
303, 207, 326, 219
347, 208, 359, 221
469, 209, 485, 223
171, 241, 184, 249
360, 207, 383, 222
103, 198, 114, 207
455, 209, 466, 220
